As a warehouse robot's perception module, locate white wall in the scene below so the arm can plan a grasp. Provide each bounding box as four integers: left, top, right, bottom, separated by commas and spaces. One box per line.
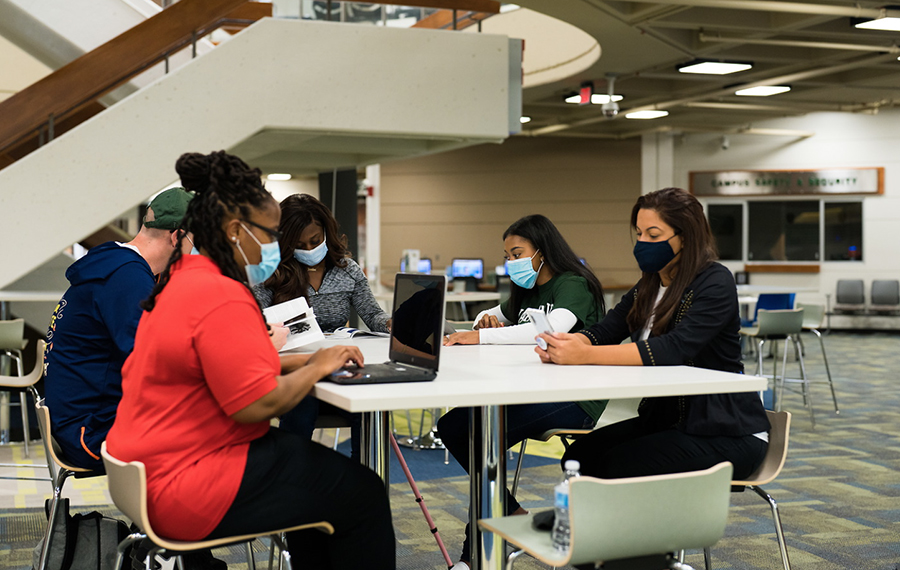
671, 109, 900, 327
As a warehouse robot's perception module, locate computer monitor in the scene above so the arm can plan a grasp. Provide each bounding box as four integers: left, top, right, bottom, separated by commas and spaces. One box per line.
400, 258, 432, 274
450, 258, 484, 280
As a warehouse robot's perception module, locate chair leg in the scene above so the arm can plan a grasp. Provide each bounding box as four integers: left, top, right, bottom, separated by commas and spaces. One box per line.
510, 439, 527, 498
774, 341, 786, 413
114, 533, 146, 570
332, 428, 340, 450
792, 335, 814, 429
246, 540, 257, 570
507, 548, 525, 570
19, 391, 30, 457
38, 468, 74, 570
750, 485, 791, 570
703, 546, 711, 570
812, 328, 839, 413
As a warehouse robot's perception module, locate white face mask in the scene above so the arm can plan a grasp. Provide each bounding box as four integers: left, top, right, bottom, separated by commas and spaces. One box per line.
293, 239, 328, 267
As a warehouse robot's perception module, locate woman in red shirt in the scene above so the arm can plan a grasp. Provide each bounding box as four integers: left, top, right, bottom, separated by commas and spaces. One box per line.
106, 150, 395, 569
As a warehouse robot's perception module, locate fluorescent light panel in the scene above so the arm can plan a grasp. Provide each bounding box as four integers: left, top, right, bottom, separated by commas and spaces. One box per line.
735, 85, 791, 97
564, 94, 624, 104
266, 173, 292, 181
855, 17, 900, 31
625, 110, 669, 120
678, 61, 752, 75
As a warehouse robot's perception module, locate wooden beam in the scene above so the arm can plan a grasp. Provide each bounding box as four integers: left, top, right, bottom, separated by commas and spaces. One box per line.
372, 0, 499, 14
221, 2, 273, 33
413, 9, 492, 30
0, 0, 248, 153
745, 264, 820, 274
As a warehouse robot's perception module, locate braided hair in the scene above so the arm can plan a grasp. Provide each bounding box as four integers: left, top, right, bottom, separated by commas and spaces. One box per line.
141, 150, 276, 311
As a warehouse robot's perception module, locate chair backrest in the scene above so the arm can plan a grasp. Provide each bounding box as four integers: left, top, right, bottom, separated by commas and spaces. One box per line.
755, 309, 804, 337
0, 339, 45, 389
101, 442, 157, 539
0, 318, 25, 352
753, 293, 795, 322
836, 279, 865, 305
36, 393, 94, 474
567, 462, 733, 565
796, 303, 825, 329
871, 280, 900, 306
734, 410, 791, 486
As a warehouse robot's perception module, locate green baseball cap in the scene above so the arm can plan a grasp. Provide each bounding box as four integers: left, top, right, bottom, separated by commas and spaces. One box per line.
144, 187, 193, 230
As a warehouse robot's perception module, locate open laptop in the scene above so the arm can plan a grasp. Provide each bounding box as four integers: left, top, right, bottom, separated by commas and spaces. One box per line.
326, 273, 447, 385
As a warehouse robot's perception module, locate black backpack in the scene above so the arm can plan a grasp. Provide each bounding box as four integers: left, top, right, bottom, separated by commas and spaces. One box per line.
32, 498, 131, 570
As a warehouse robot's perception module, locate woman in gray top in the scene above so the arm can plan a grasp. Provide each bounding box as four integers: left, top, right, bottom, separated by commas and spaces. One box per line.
254, 194, 390, 332
254, 193, 389, 459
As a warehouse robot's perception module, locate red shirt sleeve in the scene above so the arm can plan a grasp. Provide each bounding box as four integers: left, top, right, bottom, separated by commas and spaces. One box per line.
193, 299, 279, 416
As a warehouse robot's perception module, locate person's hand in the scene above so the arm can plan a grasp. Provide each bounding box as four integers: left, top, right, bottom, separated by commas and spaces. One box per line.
307, 345, 365, 378
474, 314, 504, 329
386, 318, 392, 332
444, 331, 480, 345
535, 332, 591, 365
268, 322, 289, 351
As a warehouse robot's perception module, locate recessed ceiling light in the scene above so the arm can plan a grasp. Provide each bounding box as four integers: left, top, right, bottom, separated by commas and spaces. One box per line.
855, 16, 900, 31
564, 94, 624, 104
735, 85, 791, 97
625, 110, 669, 120
678, 60, 753, 75
266, 173, 292, 181
520, 116, 532, 124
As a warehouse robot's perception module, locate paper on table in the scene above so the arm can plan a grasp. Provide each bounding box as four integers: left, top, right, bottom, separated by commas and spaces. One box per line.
263, 297, 325, 351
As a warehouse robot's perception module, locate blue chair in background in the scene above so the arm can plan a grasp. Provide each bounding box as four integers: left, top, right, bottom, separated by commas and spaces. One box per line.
742, 293, 796, 329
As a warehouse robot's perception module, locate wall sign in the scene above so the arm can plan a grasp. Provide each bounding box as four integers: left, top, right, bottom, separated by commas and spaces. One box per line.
690, 167, 883, 196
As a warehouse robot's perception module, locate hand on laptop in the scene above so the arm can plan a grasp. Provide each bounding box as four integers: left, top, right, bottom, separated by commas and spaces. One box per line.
308, 345, 365, 377
474, 315, 504, 329
444, 331, 479, 345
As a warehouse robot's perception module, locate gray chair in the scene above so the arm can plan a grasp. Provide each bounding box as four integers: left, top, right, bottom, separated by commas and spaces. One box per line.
740, 309, 814, 427
796, 303, 839, 414
101, 442, 334, 570
869, 280, 900, 314
480, 462, 733, 570
704, 410, 793, 570
833, 279, 865, 314
0, 336, 44, 459
0, 319, 33, 453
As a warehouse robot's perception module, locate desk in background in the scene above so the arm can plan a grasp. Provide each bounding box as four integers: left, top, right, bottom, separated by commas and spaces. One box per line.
302, 338, 766, 570
375, 290, 500, 321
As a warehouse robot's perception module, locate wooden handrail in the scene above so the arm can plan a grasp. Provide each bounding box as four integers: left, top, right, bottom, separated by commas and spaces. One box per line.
413, 9, 493, 30
0, 0, 266, 155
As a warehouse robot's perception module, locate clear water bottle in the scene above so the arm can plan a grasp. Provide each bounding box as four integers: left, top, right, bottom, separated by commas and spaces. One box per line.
551, 459, 581, 552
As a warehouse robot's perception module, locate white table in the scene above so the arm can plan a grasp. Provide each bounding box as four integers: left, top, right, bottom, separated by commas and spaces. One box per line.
300, 338, 766, 570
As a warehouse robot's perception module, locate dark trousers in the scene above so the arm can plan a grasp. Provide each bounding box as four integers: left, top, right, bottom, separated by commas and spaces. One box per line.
279, 394, 362, 460
561, 416, 768, 481
437, 402, 593, 563
208, 428, 395, 570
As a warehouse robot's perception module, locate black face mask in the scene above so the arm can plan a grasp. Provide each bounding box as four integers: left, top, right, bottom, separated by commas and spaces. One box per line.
633, 235, 679, 273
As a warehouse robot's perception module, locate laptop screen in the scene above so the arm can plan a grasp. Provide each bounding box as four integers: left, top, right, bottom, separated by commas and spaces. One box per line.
389, 273, 446, 371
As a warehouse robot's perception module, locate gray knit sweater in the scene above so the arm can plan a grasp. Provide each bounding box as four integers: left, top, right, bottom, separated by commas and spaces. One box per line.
254, 258, 390, 333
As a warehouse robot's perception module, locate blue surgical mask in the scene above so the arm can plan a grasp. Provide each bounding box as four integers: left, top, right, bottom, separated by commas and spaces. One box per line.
235, 222, 281, 286
633, 236, 679, 273
507, 250, 543, 289
294, 239, 328, 267
186, 236, 200, 256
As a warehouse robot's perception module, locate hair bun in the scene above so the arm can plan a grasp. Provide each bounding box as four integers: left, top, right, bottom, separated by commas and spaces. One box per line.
175, 152, 212, 193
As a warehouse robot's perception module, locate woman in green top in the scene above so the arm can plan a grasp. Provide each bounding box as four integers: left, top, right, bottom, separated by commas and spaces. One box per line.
438, 214, 607, 569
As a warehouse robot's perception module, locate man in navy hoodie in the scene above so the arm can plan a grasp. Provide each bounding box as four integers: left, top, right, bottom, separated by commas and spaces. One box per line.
44, 187, 193, 471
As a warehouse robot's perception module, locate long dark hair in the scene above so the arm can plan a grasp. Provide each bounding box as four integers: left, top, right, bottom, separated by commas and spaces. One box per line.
142, 150, 276, 311
503, 214, 606, 320
264, 193, 350, 305
626, 187, 717, 335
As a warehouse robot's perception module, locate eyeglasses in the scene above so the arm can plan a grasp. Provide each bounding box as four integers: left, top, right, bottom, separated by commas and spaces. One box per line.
242, 219, 282, 241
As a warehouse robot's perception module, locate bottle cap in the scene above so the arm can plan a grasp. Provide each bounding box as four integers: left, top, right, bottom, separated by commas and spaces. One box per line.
564, 460, 580, 471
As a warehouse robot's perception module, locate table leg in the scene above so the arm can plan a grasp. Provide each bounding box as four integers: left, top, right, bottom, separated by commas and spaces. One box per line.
468, 405, 506, 570
361, 410, 391, 495
0, 300, 9, 444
